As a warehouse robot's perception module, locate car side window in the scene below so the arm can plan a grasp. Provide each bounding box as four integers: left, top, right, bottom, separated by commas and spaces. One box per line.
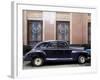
57, 42, 68, 48
48, 42, 57, 49
36, 43, 48, 49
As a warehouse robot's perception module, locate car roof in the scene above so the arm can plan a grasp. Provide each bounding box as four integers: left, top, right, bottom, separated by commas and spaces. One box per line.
34, 40, 68, 49
43, 40, 67, 43
35, 40, 67, 47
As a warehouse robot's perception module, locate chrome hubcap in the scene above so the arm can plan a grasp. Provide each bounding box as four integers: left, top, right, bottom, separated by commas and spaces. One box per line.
80, 57, 85, 63
34, 58, 42, 66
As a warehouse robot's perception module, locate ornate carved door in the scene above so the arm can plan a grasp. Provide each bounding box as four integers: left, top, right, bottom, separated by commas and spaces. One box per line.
56, 21, 70, 43
28, 20, 42, 46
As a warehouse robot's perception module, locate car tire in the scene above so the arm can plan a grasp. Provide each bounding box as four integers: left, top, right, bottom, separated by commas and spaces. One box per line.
32, 57, 44, 67
78, 55, 86, 64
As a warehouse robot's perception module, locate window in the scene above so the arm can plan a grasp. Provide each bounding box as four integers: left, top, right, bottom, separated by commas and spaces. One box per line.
57, 42, 68, 48
36, 42, 48, 49
27, 20, 42, 46
48, 42, 57, 48
56, 21, 70, 43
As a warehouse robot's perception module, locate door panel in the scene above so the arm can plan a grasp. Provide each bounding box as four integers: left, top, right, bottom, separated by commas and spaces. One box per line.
64, 49, 72, 58
43, 49, 72, 58
43, 49, 58, 58
42, 41, 72, 59
57, 41, 72, 58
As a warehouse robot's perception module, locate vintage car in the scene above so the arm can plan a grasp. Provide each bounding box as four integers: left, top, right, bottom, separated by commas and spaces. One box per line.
24, 40, 90, 66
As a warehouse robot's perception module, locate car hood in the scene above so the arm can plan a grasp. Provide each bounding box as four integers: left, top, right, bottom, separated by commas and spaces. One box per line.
69, 46, 87, 53
69, 46, 84, 51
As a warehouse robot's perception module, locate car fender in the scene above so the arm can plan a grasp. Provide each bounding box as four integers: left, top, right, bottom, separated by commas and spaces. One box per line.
24, 49, 47, 61
33, 50, 47, 57
72, 51, 89, 61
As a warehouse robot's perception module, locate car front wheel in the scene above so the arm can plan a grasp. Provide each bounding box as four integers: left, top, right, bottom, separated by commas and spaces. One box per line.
32, 57, 44, 66
78, 55, 86, 64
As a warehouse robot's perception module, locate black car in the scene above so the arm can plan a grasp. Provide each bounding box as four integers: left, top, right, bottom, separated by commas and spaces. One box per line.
24, 40, 90, 66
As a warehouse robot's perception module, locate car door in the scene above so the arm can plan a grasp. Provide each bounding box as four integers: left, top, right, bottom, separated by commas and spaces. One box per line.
44, 42, 58, 58
57, 41, 72, 59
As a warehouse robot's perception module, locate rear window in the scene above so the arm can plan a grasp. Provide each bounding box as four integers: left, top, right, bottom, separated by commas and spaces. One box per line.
57, 42, 68, 48
48, 42, 57, 48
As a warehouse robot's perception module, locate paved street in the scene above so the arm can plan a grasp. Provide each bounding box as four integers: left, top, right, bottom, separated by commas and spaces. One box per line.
23, 61, 91, 70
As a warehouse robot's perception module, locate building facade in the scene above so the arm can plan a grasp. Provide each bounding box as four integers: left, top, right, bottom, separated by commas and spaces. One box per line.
23, 10, 91, 46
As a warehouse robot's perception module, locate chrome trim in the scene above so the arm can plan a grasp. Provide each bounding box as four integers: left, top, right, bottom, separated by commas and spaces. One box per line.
46, 58, 73, 60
